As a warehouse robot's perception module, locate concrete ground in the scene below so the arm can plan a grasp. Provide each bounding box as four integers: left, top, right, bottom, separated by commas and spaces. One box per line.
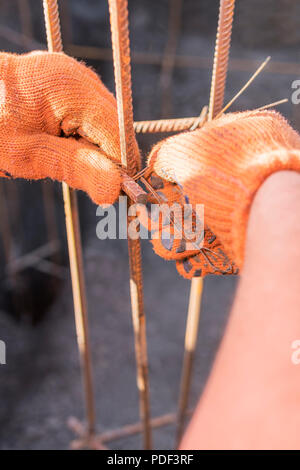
0, 237, 237, 449
0, 0, 299, 450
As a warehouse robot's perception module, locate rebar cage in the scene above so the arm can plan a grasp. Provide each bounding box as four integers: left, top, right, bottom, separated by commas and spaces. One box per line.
0, 0, 295, 450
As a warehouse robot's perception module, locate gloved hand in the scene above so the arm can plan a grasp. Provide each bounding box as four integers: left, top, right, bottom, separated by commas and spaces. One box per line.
0, 51, 139, 205
145, 110, 300, 277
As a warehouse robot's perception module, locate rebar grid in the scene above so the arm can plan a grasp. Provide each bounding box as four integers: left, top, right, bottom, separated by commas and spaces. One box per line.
42, 0, 96, 437
65, 44, 299, 76
2, 23, 299, 77
18, 0, 60, 260
0, 0, 243, 450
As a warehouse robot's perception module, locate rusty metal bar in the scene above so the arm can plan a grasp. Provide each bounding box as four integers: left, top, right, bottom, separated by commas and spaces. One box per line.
176, 0, 236, 447
160, 0, 183, 117
108, 0, 152, 450
41, 182, 59, 252
6, 240, 61, 275
175, 278, 203, 446
0, 182, 14, 267
17, 0, 33, 39
16, 0, 60, 259
69, 409, 193, 449
42, 0, 96, 437
121, 173, 148, 204
208, 0, 236, 121
59, 0, 72, 45
0, 23, 297, 77
134, 107, 207, 134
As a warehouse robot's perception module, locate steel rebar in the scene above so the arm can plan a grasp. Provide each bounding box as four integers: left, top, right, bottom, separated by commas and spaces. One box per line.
108, 0, 152, 450
160, 0, 183, 117
42, 0, 96, 436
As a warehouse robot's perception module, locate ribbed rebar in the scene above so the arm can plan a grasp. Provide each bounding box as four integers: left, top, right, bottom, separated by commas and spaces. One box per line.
208, 0, 235, 119
160, 0, 183, 117
43, 0, 96, 436
134, 107, 207, 134
108, 0, 152, 450
43, 0, 63, 53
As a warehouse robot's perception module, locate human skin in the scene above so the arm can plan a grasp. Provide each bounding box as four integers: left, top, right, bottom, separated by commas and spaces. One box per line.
180, 171, 300, 450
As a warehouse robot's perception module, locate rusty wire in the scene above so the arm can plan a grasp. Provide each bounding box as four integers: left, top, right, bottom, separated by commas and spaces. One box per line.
108, 0, 152, 450
176, 0, 236, 447
42, 0, 96, 439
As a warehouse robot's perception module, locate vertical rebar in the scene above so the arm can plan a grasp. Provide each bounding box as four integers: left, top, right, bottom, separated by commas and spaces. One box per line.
42, 0, 96, 436
108, 0, 152, 450
18, 0, 33, 39
0, 182, 13, 266
208, 0, 235, 120
160, 0, 183, 118
176, 277, 203, 446
176, 0, 235, 447
59, 0, 72, 46
17, 0, 60, 256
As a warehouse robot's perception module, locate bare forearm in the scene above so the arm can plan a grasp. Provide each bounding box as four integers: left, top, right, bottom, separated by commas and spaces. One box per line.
181, 171, 300, 450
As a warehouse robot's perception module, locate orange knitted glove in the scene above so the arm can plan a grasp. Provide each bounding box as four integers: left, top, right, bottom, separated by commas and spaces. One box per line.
0, 51, 139, 205
145, 110, 300, 277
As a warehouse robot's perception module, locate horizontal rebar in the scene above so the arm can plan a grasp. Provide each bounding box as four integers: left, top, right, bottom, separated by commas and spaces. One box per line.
68, 409, 193, 448
134, 111, 207, 134
0, 26, 297, 77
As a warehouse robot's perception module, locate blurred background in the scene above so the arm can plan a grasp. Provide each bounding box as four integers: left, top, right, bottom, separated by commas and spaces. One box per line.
0, 0, 298, 449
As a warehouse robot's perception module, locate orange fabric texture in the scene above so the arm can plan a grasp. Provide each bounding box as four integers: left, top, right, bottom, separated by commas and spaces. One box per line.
0, 51, 140, 205
140, 173, 237, 278
147, 110, 300, 273
2, 51, 300, 279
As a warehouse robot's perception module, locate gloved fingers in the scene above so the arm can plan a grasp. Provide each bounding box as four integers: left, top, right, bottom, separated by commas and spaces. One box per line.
61, 114, 123, 169
0, 133, 122, 206
1, 52, 122, 165
146, 131, 202, 188
147, 110, 300, 186
175, 227, 239, 279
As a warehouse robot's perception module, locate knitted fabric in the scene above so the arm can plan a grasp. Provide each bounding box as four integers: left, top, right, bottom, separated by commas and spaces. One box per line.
2, 51, 300, 278
141, 173, 237, 278
0, 51, 140, 205
147, 110, 300, 272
